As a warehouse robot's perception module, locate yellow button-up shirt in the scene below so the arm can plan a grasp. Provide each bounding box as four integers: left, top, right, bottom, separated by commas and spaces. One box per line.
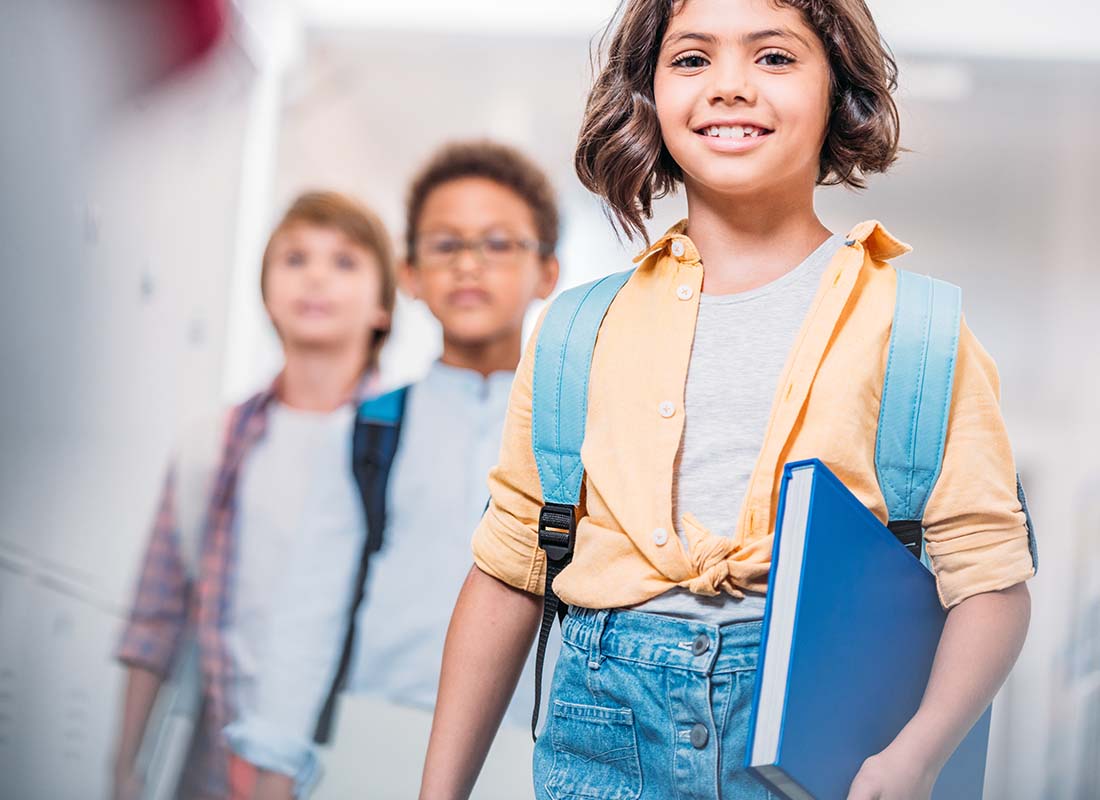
472, 220, 1034, 610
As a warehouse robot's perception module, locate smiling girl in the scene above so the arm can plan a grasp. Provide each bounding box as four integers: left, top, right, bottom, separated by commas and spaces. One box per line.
421, 2, 1035, 799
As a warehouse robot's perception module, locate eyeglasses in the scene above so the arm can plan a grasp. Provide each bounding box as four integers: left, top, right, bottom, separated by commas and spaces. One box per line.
415, 234, 546, 271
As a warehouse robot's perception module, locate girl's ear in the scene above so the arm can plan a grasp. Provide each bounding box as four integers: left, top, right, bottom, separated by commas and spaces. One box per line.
397, 258, 420, 300
536, 255, 561, 301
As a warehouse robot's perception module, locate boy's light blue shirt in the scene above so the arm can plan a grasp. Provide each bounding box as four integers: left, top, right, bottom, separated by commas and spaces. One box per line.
350, 359, 554, 727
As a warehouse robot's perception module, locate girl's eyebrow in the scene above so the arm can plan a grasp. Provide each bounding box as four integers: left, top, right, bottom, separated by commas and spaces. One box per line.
663, 26, 812, 50
742, 27, 812, 48
664, 31, 719, 49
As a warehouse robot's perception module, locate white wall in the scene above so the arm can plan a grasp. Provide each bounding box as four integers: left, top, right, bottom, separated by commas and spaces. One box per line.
0, 29, 256, 798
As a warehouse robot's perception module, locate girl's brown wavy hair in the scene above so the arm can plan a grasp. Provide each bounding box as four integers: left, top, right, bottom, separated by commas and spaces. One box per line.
575, 0, 901, 242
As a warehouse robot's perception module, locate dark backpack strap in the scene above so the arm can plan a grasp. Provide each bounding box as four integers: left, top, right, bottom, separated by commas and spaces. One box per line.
529, 269, 633, 740
313, 385, 409, 743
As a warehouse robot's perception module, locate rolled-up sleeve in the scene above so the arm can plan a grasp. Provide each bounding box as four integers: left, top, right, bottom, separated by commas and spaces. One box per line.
471, 309, 550, 596
117, 466, 191, 676
223, 718, 320, 798
922, 316, 1036, 609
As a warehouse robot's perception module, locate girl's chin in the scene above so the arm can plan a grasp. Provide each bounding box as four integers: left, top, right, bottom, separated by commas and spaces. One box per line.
683, 170, 779, 200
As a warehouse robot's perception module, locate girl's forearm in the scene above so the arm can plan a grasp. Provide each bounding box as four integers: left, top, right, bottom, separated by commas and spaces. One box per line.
419, 565, 542, 800
896, 581, 1031, 771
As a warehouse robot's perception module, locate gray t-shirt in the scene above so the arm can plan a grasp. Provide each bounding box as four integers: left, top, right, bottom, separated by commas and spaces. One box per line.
632, 234, 845, 626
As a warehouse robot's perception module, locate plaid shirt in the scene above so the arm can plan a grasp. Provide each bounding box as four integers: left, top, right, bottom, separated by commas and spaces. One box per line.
118, 376, 373, 798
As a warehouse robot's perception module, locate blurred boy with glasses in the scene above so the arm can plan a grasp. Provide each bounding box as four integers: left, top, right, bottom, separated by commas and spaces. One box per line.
348, 141, 559, 728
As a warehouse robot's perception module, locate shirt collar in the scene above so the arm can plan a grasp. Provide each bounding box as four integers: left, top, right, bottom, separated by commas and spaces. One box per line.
632, 219, 698, 266
424, 359, 514, 400
632, 218, 911, 266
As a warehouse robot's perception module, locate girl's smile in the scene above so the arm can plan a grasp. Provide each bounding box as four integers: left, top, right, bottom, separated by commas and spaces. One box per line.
693, 117, 775, 152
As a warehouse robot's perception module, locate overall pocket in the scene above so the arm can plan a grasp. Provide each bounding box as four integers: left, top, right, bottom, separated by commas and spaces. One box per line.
544, 699, 642, 800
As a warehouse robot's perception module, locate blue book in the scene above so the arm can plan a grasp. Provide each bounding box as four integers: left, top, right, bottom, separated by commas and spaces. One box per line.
746, 459, 991, 799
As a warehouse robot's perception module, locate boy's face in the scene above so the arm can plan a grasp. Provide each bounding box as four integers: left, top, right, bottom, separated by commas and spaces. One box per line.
653, 0, 832, 201
264, 222, 389, 355
402, 177, 558, 350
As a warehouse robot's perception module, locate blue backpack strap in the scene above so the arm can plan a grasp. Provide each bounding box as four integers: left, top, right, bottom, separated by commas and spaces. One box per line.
529, 268, 633, 739
532, 269, 635, 509
875, 268, 961, 561
355, 385, 410, 552
359, 384, 408, 426
314, 384, 409, 744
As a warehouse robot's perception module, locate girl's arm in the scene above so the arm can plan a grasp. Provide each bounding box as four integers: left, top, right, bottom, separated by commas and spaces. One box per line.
419, 565, 542, 800
847, 581, 1030, 800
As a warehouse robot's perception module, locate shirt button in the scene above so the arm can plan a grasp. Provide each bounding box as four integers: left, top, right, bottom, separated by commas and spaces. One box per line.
652, 527, 669, 546
658, 401, 676, 418
692, 633, 710, 656
670, 240, 686, 258
690, 723, 709, 749
676, 284, 693, 301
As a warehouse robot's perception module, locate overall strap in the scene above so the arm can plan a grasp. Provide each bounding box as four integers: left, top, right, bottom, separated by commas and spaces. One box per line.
314, 385, 409, 743
530, 269, 633, 740
875, 268, 961, 560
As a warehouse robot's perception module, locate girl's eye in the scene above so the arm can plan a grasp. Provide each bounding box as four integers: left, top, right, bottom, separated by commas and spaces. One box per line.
285, 250, 306, 266
335, 253, 357, 270
758, 51, 795, 67
671, 52, 708, 69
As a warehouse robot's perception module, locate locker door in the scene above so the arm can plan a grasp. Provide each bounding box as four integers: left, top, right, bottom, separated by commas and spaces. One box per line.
21, 577, 126, 800
0, 552, 35, 797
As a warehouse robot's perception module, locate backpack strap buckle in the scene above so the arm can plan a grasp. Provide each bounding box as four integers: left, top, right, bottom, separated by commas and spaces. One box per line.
887, 519, 923, 559
538, 502, 576, 563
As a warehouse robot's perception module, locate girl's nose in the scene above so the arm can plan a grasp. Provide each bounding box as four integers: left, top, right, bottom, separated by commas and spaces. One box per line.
708, 59, 757, 106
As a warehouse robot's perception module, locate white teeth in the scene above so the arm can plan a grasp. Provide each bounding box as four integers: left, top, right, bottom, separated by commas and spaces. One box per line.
703, 125, 763, 139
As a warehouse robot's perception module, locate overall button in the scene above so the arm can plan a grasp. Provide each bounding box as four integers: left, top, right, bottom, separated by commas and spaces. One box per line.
690, 723, 709, 749
676, 284, 693, 300
658, 401, 676, 418
692, 633, 710, 656
670, 240, 686, 257
652, 527, 669, 546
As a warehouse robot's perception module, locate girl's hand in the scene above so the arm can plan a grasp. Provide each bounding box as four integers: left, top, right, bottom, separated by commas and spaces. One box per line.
846, 744, 938, 800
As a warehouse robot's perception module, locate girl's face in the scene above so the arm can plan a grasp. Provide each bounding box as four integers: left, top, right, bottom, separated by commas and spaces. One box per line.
653, 0, 832, 202
264, 223, 389, 356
